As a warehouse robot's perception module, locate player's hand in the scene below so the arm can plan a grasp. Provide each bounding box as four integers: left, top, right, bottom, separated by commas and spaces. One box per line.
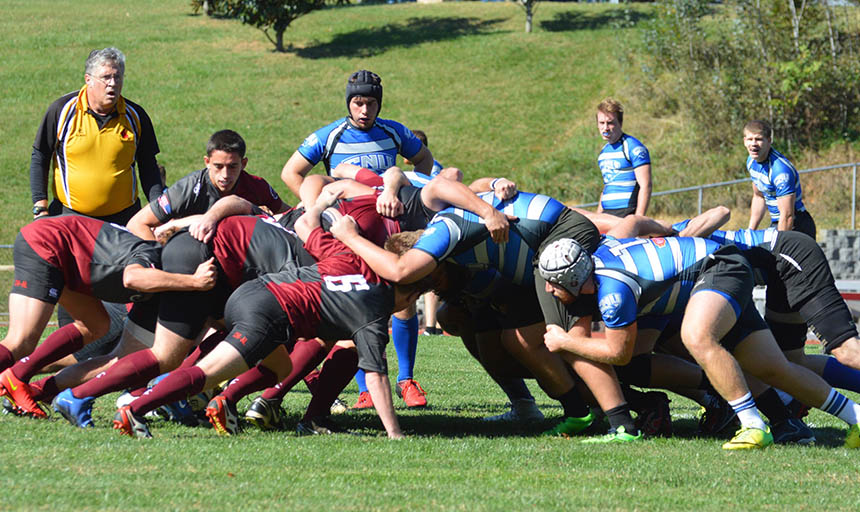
316, 188, 343, 209
543, 324, 568, 353
154, 224, 179, 245
376, 189, 404, 218
483, 209, 513, 244
193, 257, 218, 291
189, 215, 218, 243
492, 178, 517, 200
330, 214, 358, 241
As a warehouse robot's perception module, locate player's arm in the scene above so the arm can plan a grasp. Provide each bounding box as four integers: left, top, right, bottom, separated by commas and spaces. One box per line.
776, 193, 796, 231
544, 317, 637, 365
365, 371, 403, 439
127, 205, 163, 240
749, 184, 767, 230
407, 145, 433, 174
605, 214, 673, 239
294, 188, 343, 242
676, 206, 731, 237
421, 177, 512, 243
330, 216, 437, 284
189, 195, 258, 243
376, 166, 408, 218
634, 164, 652, 216
122, 258, 217, 293
469, 176, 517, 201
281, 150, 315, 198
330, 162, 366, 180
571, 207, 623, 234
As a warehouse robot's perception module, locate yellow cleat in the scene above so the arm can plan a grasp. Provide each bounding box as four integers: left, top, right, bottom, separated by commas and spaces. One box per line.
722, 426, 773, 450
844, 424, 860, 448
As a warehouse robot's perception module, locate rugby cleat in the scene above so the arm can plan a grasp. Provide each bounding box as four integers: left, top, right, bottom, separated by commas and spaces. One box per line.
52, 388, 95, 428
722, 426, 773, 450
771, 417, 815, 445
206, 395, 240, 436
582, 425, 644, 444
483, 399, 544, 423
330, 398, 349, 415
245, 396, 285, 431
296, 416, 350, 436
697, 394, 739, 436
845, 424, 860, 449
396, 379, 428, 408
542, 412, 595, 438
352, 391, 374, 410
0, 368, 47, 418
113, 405, 152, 438
633, 391, 672, 438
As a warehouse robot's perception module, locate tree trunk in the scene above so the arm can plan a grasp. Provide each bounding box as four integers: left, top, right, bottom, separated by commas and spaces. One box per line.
525, 4, 532, 33
276, 29, 285, 52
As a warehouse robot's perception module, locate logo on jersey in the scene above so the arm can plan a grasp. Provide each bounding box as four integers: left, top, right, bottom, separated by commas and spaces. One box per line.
632, 146, 647, 159
232, 331, 248, 345
14, 279, 27, 289
301, 133, 319, 148
652, 237, 666, 247
192, 183, 201, 198
598, 293, 623, 321
48, 288, 59, 299
268, 185, 279, 200
773, 173, 790, 189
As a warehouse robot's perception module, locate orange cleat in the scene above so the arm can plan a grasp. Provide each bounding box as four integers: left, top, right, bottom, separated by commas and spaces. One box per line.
396, 379, 428, 408
0, 368, 47, 418
352, 391, 374, 410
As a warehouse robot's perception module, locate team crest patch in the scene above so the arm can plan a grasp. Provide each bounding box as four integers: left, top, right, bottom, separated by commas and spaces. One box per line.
652, 237, 666, 247
48, 288, 59, 299
598, 293, 623, 320
632, 146, 647, 158
773, 173, 789, 188
157, 194, 172, 214
268, 185, 279, 199
423, 226, 437, 237
302, 133, 319, 147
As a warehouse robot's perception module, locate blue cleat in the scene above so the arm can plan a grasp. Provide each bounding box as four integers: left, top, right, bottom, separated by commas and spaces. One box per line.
52, 388, 95, 428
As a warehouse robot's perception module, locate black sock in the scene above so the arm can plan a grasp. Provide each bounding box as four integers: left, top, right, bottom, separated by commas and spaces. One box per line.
754, 388, 791, 424
606, 404, 637, 433
555, 387, 590, 418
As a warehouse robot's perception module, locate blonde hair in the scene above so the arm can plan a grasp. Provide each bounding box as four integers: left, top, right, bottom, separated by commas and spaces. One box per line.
597, 98, 624, 124
743, 120, 772, 139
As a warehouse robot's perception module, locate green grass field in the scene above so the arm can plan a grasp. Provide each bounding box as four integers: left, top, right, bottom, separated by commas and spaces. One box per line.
2, 334, 860, 511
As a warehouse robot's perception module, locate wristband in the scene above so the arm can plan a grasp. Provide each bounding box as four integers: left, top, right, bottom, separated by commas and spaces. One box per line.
490, 178, 501, 190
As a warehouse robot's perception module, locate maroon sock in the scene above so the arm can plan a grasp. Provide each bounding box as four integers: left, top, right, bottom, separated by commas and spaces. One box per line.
13, 324, 84, 382
261, 339, 326, 401
222, 365, 278, 403
30, 375, 60, 403
0, 345, 14, 372
304, 369, 321, 395
302, 345, 358, 421
178, 330, 227, 370
72, 350, 161, 399
129, 386, 148, 397
130, 367, 206, 417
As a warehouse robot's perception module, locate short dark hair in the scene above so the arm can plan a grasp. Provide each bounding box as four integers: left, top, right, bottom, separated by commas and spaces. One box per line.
412, 130, 428, 147
206, 130, 246, 157
743, 120, 772, 139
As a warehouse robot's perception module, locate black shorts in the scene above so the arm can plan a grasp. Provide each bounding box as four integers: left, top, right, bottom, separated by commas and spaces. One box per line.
542, 207, 601, 255
11, 232, 64, 304
691, 245, 755, 319
469, 281, 545, 333
770, 210, 816, 240
764, 313, 807, 352
223, 280, 293, 368
801, 288, 859, 353
771, 231, 833, 310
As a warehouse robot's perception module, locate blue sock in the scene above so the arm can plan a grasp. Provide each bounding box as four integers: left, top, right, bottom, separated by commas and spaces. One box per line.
392, 314, 419, 382
354, 369, 368, 393
822, 357, 860, 393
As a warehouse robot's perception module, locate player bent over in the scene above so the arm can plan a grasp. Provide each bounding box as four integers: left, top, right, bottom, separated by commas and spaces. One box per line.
0, 215, 216, 417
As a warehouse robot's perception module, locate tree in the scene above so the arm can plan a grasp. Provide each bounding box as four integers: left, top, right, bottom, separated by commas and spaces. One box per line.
517, 0, 539, 33
224, 0, 327, 52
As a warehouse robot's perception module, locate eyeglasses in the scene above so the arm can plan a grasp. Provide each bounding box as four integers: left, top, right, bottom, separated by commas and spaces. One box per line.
91, 73, 124, 86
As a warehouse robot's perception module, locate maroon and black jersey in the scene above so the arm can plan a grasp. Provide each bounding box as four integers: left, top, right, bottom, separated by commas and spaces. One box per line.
151, 168, 284, 223
353, 169, 435, 232
19, 215, 160, 302
259, 227, 394, 372
210, 215, 315, 289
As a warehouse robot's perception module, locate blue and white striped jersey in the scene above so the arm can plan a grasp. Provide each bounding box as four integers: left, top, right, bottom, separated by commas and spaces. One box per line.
747, 148, 806, 221
298, 116, 424, 174
598, 134, 650, 211
412, 191, 568, 286
592, 236, 721, 328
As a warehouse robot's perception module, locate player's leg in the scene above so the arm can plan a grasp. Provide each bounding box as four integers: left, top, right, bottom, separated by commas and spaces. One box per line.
392, 302, 425, 407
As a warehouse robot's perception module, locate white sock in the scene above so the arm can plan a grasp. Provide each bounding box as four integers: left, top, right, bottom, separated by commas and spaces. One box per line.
729, 392, 768, 430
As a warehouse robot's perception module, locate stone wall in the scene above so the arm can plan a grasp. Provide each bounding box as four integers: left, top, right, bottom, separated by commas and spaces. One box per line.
818, 229, 860, 280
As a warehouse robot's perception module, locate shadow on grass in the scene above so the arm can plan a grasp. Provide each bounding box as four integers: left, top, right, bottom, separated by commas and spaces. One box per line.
294, 16, 507, 59
539, 9, 652, 32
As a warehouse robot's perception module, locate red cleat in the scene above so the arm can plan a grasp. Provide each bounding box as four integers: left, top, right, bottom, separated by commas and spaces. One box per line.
0, 368, 46, 418
396, 379, 428, 408
352, 391, 374, 410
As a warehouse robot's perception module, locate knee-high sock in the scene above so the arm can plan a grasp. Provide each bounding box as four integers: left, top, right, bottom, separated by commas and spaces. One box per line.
177, 330, 227, 370
0, 345, 15, 372
13, 323, 83, 382
130, 367, 206, 417
71, 350, 161, 399
302, 346, 358, 421
261, 339, 327, 401
30, 375, 60, 402
392, 315, 419, 382
354, 369, 368, 393
222, 365, 278, 403
822, 357, 860, 394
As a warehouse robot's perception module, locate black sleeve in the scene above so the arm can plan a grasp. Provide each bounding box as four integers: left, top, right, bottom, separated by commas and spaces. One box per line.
149, 170, 210, 223
128, 100, 163, 202
30, 148, 51, 203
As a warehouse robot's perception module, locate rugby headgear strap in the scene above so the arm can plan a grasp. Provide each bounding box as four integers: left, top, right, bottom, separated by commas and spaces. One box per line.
538, 238, 593, 296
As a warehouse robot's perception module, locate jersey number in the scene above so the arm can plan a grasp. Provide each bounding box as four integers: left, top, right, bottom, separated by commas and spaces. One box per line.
324, 274, 370, 292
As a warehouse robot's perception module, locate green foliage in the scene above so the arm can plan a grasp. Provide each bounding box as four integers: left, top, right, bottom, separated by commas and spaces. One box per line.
223, 0, 329, 51
638, 0, 860, 150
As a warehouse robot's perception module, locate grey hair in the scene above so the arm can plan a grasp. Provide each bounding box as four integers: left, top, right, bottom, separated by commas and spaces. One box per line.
85, 47, 126, 76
